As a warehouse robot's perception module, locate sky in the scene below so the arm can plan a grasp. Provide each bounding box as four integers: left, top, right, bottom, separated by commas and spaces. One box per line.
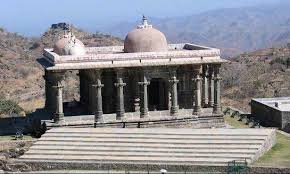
0, 0, 282, 36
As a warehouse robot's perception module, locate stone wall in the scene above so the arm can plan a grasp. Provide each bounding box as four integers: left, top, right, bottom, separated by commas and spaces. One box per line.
251, 99, 290, 132
251, 100, 282, 128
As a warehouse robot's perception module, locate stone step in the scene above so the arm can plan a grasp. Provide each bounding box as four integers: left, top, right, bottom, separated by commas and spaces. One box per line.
33, 141, 262, 149
8, 170, 207, 174
38, 137, 265, 144
18, 128, 275, 169
19, 155, 252, 164
42, 133, 268, 140
24, 150, 254, 159
30, 145, 258, 154
47, 128, 273, 136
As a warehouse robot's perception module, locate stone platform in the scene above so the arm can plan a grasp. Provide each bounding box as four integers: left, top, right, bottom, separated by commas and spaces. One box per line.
16, 128, 276, 171
45, 108, 225, 129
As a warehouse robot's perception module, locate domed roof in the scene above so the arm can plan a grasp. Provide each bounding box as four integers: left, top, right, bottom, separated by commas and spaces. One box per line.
124, 16, 168, 53
53, 31, 86, 56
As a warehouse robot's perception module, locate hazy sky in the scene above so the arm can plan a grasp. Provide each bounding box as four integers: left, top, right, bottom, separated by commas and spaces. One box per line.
0, 0, 282, 36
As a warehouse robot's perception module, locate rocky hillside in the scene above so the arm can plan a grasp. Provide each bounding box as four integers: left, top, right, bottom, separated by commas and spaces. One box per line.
221, 46, 290, 111
0, 24, 123, 110
104, 2, 290, 57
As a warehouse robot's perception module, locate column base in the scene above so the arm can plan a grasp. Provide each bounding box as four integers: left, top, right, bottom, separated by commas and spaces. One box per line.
116, 111, 125, 120
54, 113, 64, 123
94, 111, 103, 123
213, 107, 222, 115
140, 108, 149, 118
192, 107, 201, 116
170, 106, 179, 116
208, 101, 214, 107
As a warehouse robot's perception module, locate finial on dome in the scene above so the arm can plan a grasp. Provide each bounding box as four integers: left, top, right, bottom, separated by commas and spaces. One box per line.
137, 15, 152, 29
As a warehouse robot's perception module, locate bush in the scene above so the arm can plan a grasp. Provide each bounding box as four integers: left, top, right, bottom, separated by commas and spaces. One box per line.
29, 42, 40, 50
0, 99, 23, 116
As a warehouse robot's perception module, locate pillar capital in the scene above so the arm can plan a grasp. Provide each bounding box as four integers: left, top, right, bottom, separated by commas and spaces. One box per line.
114, 82, 126, 87
92, 83, 104, 88
193, 65, 202, 73
138, 81, 150, 86
169, 77, 179, 84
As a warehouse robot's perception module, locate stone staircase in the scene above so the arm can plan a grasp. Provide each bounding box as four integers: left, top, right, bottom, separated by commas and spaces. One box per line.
17, 128, 276, 171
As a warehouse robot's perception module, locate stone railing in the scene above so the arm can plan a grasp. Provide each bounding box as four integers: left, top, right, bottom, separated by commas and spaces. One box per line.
223, 106, 261, 128
43, 43, 221, 65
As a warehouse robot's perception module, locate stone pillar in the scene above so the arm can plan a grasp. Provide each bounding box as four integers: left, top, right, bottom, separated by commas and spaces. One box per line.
169, 68, 179, 116
92, 70, 104, 122
133, 71, 140, 112
51, 72, 65, 123
138, 71, 150, 118
213, 65, 222, 114
202, 65, 208, 107
207, 65, 214, 107
79, 70, 85, 105
44, 71, 52, 110
192, 65, 202, 115
115, 69, 126, 120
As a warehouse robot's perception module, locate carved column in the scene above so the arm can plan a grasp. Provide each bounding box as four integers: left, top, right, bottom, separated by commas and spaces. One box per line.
202, 65, 208, 107
169, 68, 179, 116
207, 65, 214, 107
192, 65, 202, 115
213, 65, 222, 114
115, 69, 126, 120
133, 70, 140, 112
51, 71, 65, 123
138, 71, 150, 118
92, 70, 104, 123
44, 70, 53, 111
79, 70, 85, 105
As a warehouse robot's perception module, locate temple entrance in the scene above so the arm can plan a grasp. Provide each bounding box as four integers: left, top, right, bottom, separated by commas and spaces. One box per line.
148, 78, 169, 111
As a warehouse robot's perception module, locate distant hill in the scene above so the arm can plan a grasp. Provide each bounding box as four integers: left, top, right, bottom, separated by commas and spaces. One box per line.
103, 2, 290, 57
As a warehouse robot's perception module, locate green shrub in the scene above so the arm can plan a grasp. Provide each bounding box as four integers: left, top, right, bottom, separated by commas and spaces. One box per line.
0, 99, 23, 115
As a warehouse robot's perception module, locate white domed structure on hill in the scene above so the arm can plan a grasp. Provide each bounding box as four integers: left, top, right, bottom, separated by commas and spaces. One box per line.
53, 30, 86, 56
124, 16, 168, 53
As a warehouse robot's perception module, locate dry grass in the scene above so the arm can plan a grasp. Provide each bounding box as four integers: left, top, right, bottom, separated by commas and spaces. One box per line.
19, 97, 45, 113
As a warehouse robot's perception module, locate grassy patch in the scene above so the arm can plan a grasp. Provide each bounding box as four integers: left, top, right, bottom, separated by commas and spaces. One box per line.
224, 115, 249, 128
224, 114, 290, 167
254, 133, 290, 167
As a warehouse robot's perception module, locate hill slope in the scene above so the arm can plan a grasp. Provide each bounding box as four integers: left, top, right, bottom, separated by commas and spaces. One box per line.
221, 46, 290, 111
104, 2, 290, 57
0, 25, 123, 107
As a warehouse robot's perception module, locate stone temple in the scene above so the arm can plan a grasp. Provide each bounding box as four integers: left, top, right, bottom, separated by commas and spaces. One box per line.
18, 17, 276, 171
39, 16, 228, 128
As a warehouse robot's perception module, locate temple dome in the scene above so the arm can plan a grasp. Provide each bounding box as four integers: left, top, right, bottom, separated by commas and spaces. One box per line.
53, 32, 86, 56
124, 16, 168, 53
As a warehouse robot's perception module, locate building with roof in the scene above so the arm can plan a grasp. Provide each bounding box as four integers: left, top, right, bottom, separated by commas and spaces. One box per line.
251, 97, 290, 132
39, 16, 228, 127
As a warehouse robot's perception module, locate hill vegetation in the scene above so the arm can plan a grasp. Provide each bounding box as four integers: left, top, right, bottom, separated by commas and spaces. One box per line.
221, 46, 290, 111
0, 24, 123, 116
